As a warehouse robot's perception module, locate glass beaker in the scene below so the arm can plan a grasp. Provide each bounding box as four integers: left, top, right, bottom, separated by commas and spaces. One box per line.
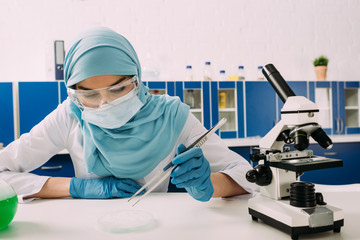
0, 179, 18, 230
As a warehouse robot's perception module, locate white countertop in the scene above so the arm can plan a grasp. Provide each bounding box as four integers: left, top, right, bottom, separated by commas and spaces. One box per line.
2, 188, 360, 240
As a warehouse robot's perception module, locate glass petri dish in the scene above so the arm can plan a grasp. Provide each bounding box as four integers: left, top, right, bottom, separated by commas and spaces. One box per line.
97, 209, 156, 233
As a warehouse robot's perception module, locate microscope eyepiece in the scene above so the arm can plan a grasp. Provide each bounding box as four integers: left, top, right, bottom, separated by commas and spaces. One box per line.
262, 64, 296, 103
311, 128, 333, 150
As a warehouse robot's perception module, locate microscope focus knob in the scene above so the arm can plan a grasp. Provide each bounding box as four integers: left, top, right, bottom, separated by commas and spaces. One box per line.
246, 165, 272, 186
249, 152, 266, 162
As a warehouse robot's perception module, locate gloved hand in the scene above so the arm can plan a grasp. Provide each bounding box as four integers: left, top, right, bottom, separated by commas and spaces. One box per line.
170, 144, 214, 202
69, 177, 143, 199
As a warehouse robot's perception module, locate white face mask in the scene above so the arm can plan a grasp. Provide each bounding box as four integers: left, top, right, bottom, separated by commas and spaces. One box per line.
81, 88, 144, 129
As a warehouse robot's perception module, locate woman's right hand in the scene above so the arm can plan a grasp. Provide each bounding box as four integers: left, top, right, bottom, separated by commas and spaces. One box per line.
69, 177, 142, 199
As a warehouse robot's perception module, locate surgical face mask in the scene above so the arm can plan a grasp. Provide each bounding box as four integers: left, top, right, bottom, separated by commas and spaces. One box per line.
81, 86, 144, 129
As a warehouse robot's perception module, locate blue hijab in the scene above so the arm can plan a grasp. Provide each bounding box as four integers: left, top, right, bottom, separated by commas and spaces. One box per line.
64, 27, 189, 180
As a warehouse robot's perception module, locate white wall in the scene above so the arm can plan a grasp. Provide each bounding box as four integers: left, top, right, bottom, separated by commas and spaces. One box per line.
0, 0, 359, 82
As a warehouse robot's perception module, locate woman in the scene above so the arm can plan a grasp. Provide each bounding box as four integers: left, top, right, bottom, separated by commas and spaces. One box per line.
0, 27, 256, 202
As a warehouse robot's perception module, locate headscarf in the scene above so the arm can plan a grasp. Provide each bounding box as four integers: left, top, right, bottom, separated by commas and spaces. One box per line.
64, 27, 189, 180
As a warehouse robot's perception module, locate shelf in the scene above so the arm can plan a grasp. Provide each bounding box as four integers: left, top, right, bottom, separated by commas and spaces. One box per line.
190, 109, 202, 113
219, 108, 236, 112
345, 106, 359, 110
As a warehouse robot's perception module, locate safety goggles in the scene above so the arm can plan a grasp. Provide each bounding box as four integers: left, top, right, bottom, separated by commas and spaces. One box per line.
68, 75, 139, 109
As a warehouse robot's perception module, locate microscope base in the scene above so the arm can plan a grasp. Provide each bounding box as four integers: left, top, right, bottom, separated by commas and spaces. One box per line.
248, 194, 344, 240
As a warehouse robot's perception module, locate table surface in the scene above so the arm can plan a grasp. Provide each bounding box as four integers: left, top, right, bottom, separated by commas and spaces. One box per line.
1, 189, 360, 240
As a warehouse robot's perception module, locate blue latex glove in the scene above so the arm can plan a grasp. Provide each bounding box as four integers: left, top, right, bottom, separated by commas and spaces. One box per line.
170, 144, 214, 202
69, 177, 143, 199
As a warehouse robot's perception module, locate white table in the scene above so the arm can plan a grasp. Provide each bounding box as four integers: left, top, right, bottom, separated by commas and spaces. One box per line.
1, 190, 360, 240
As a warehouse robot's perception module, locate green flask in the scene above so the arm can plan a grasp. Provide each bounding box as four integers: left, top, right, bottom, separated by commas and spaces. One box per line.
0, 179, 18, 230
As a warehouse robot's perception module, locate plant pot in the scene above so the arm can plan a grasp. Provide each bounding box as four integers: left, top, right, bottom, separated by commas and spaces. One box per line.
315, 66, 327, 81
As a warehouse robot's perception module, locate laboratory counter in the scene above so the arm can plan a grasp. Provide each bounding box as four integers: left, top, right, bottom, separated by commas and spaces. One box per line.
1, 186, 360, 240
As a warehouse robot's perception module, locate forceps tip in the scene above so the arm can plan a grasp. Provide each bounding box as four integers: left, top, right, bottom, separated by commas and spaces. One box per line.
132, 199, 140, 207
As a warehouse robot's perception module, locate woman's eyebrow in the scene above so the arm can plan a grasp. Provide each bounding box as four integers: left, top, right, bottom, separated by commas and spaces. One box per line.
110, 76, 128, 86
77, 85, 92, 90
76, 76, 129, 90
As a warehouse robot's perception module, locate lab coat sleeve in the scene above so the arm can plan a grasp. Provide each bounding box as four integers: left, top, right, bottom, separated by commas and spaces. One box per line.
183, 114, 258, 194
0, 100, 72, 202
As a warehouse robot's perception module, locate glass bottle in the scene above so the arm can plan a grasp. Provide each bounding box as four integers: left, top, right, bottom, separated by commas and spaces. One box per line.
219, 70, 226, 81
186, 65, 193, 81
187, 90, 195, 108
257, 66, 264, 80
238, 66, 245, 80
219, 91, 227, 109
203, 61, 213, 81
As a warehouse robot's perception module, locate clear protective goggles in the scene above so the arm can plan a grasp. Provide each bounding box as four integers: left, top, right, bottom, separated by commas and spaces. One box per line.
68, 75, 139, 109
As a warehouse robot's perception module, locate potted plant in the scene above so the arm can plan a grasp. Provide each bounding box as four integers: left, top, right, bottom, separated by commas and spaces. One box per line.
313, 55, 329, 81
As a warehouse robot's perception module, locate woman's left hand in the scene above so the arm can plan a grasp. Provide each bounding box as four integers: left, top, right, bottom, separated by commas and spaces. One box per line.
170, 144, 214, 202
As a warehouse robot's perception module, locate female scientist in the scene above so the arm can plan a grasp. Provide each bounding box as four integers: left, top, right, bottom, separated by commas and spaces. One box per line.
0, 27, 255, 202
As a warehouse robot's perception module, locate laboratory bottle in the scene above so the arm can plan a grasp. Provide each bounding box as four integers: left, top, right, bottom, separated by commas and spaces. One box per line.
203, 61, 213, 81
257, 66, 265, 80
238, 66, 245, 80
219, 91, 227, 109
185, 65, 193, 81
219, 70, 227, 81
186, 90, 196, 108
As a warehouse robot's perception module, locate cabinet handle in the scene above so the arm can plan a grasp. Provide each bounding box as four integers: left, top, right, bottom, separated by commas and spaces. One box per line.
41, 165, 63, 170
339, 118, 344, 133
324, 152, 339, 156
335, 118, 340, 133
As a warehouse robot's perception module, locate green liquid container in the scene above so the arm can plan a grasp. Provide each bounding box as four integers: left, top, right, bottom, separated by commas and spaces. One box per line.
0, 179, 18, 230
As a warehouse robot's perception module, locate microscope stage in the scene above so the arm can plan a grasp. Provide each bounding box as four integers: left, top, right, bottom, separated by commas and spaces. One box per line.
268, 157, 343, 172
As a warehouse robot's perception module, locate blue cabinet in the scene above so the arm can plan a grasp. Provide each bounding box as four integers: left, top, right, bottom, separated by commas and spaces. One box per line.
246, 81, 310, 138
309, 81, 360, 135
339, 82, 360, 134
176, 81, 211, 129
245, 81, 277, 137
143, 81, 175, 97
0, 82, 15, 147
301, 142, 360, 185
18, 82, 60, 134
211, 81, 244, 138
309, 81, 336, 135
18, 81, 73, 178
2, 80, 359, 183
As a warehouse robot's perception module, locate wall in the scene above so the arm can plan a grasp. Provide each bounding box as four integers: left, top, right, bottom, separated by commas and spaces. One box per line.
0, 0, 359, 82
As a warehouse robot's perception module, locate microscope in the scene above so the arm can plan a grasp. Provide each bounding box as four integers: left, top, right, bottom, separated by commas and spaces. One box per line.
246, 64, 344, 240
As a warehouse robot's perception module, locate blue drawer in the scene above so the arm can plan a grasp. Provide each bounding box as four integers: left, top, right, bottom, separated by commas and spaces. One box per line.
31, 154, 75, 177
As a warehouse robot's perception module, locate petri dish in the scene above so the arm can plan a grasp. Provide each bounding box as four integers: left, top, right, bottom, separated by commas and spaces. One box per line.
97, 209, 156, 233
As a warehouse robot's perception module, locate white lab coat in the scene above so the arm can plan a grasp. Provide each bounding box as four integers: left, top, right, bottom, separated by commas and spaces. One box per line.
0, 99, 257, 202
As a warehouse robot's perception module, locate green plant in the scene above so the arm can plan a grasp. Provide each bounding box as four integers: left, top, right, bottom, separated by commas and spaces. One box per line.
313, 56, 329, 66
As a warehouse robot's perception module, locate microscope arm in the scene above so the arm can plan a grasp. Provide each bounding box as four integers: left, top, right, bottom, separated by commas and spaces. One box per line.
259, 119, 288, 151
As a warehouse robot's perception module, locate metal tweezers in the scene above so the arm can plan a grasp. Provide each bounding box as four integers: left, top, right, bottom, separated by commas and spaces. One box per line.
128, 117, 227, 206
